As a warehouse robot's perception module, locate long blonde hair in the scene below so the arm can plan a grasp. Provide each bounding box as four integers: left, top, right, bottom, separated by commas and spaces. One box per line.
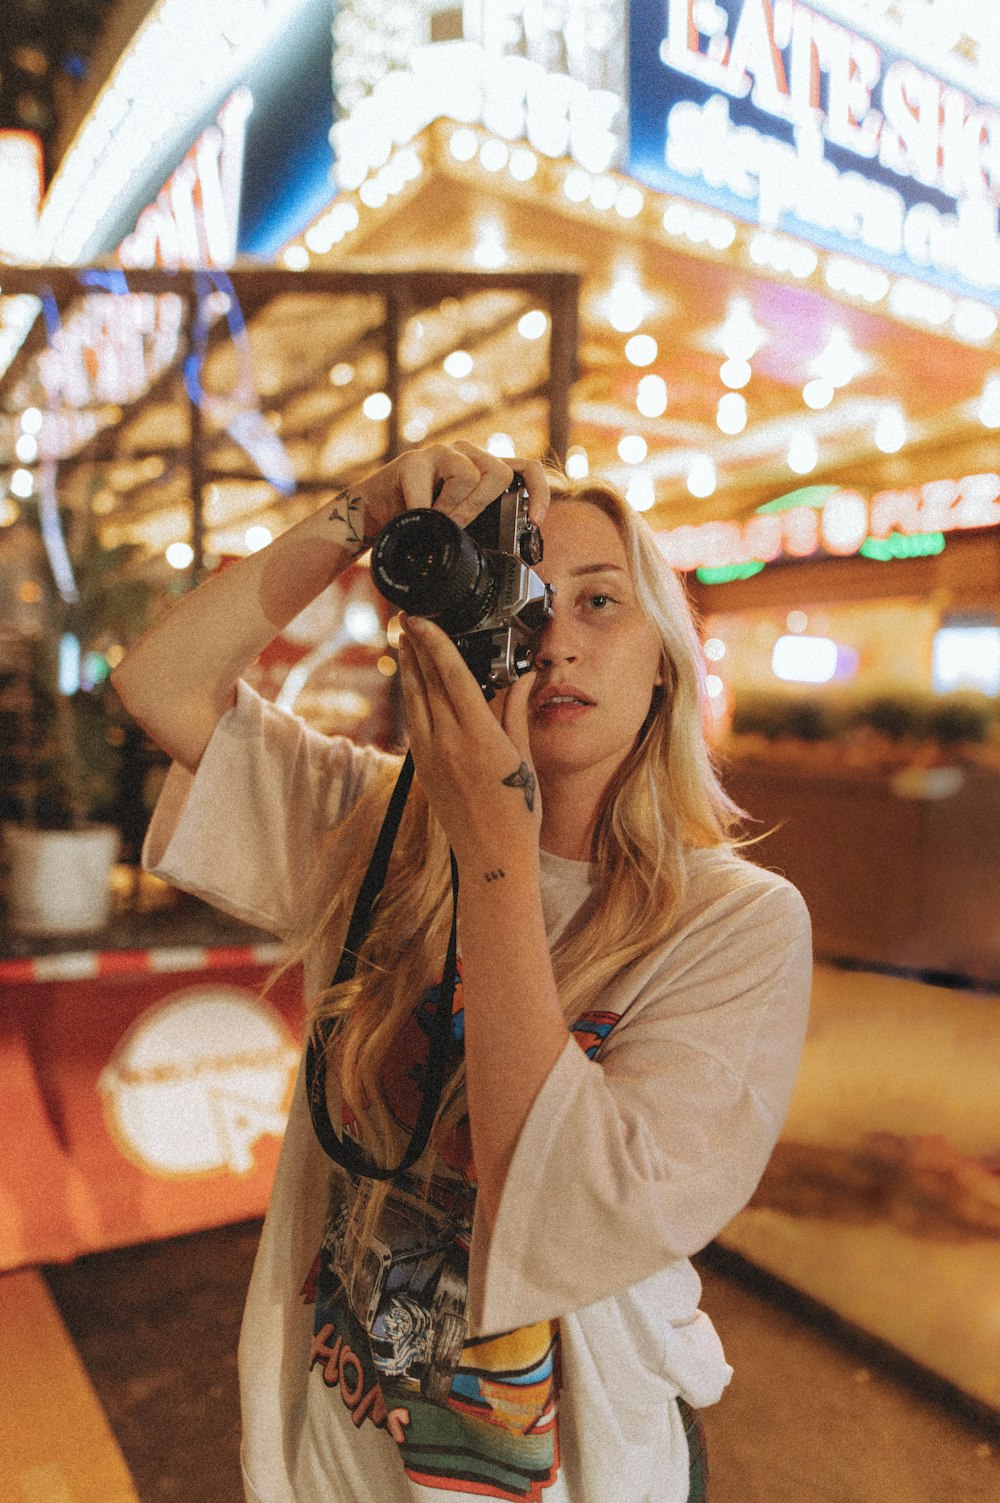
286, 474, 743, 1172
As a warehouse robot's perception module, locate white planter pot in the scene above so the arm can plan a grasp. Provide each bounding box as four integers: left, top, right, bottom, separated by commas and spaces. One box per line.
3, 823, 120, 937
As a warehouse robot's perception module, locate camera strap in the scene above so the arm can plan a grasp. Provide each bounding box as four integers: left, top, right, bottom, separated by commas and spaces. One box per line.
305, 750, 461, 1182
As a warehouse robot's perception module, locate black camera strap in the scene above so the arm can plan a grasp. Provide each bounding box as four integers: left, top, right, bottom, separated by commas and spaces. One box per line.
305, 750, 461, 1181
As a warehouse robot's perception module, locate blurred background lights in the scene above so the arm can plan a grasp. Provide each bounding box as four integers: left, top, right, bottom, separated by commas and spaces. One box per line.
625, 474, 655, 511
166, 542, 194, 570
703, 637, 726, 661
565, 447, 589, 479
508, 148, 538, 182
244, 525, 272, 553
329, 362, 354, 386
15, 434, 38, 463
720, 358, 751, 389
282, 246, 309, 271
344, 601, 382, 644
11, 468, 34, 498
443, 350, 474, 378
449, 128, 478, 162
705, 674, 724, 699
788, 431, 818, 475
362, 392, 392, 420
803, 378, 835, 410
953, 302, 998, 343
479, 138, 509, 172
0, 499, 19, 527
687, 455, 716, 498
21, 407, 43, 434
636, 374, 668, 418
473, 221, 507, 268
786, 610, 809, 633
618, 433, 648, 464
821, 490, 869, 554
931, 625, 1000, 696
717, 392, 747, 435
487, 432, 516, 457
615, 185, 644, 219
605, 273, 648, 334
977, 376, 1000, 428
719, 298, 767, 360
625, 334, 658, 366
772, 634, 839, 684
563, 168, 591, 203
517, 309, 548, 340
811, 326, 865, 387
874, 406, 907, 453
589, 176, 618, 212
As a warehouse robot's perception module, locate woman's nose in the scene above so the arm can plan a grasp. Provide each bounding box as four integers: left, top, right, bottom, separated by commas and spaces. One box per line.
534, 608, 577, 667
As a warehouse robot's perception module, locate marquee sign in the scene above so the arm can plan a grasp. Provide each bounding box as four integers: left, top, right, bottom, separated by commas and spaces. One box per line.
630, 0, 1000, 303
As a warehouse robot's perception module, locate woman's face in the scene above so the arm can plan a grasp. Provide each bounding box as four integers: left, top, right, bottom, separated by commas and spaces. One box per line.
526, 500, 664, 792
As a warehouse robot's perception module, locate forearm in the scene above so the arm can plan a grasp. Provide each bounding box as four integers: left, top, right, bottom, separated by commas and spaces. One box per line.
112, 490, 367, 770
458, 851, 570, 1233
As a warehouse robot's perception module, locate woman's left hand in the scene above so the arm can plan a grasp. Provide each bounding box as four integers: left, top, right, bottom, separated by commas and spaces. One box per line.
398, 615, 541, 868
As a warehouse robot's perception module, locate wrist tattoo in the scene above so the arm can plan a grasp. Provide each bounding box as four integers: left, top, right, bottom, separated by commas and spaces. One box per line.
501, 761, 537, 813
484, 868, 506, 883
328, 488, 373, 556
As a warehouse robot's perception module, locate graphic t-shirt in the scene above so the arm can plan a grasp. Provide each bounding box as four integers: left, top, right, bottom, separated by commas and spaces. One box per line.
143, 682, 813, 1503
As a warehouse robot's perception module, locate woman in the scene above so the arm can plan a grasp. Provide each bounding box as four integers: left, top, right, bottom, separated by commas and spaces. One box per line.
114, 441, 812, 1503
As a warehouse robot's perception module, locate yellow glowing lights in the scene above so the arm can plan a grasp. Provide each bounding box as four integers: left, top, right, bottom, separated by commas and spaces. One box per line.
719, 298, 767, 361
329, 362, 355, 387
517, 310, 548, 340
0, 498, 18, 527
244, 526, 273, 553
705, 674, 725, 699
720, 358, 751, 389
11, 468, 33, 498
618, 434, 648, 465
717, 392, 747, 435
487, 432, 516, 458
772, 635, 838, 685
166, 542, 194, 570
15, 433, 38, 463
20, 407, 42, 434
449, 128, 478, 162
508, 148, 538, 182
615, 185, 644, 219
687, 456, 716, 498
479, 139, 509, 173
978, 376, 1000, 429
636, 375, 668, 418
283, 246, 309, 271
787, 432, 818, 475
443, 350, 474, 378
786, 611, 809, 634
625, 334, 658, 367
803, 378, 835, 410
606, 274, 648, 335
874, 406, 907, 454
810, 327, 866, 388
565, 447, 589, 479
626, 475, 655, 511
363, 392, 392, 420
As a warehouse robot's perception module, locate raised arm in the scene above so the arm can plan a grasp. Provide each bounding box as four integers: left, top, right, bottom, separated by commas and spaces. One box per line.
113, 443, 542, 773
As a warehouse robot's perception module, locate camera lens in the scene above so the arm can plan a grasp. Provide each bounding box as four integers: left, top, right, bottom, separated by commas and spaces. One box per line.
370, 509, 499, 633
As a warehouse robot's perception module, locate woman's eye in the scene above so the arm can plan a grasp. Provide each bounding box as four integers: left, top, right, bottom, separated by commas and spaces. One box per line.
588, 593, 613, 609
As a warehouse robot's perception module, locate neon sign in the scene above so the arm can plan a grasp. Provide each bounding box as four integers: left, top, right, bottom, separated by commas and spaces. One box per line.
0, 130, 43, 262
630, 0, 1000, 301
658, 473, 1000, 572
116, 89, 252, 270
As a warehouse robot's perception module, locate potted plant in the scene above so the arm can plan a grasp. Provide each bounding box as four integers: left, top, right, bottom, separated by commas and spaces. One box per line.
1, 500, 161, 937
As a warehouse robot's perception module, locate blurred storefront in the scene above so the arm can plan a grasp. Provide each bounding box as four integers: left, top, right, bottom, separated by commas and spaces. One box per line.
1, 0, 998, 1415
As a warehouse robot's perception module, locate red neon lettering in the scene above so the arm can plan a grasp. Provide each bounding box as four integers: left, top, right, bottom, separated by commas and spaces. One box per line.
727, 0, 789, 112
782, 506, 820, 556
869, 489, 920, 537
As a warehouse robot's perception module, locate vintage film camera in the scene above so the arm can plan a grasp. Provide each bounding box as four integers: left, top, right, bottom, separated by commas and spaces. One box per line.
370, 473, 554, 696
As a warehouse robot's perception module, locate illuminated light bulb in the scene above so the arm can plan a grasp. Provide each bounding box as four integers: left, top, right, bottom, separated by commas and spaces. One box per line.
625, 334, 658, 366
244, 525, 272, 553
20, 407, 43, 434
11, 468, 33, 498
487, 432, 516, 458
282, 245, 309, 271
787, 431, 818, 474
705, 674, 724, 699
589, 176, 618, 211
662, 202, 689, 235
363, 392, 392, 420
517, 309, 548, 340
618, 434, 648, 465
330, 362, 354, 386
812, 326, 865, 387
606, 276, 647, 334
717, 392, 747, 435
772, 635, 838, 684
704, 637, 726, 661
473, 224, 507, 268
508, 147, 537, 181
874, 406, 906, 453
479, 139, 509, 172
720, 298, 767, 360
15, 433, 38, 463
636, 374, 668, 418
449, 128, 478, 162
403, 414, 430, 442
786, 611, 808, 633
954, 301, 998, 343
344, 601, 382, 643
977, 376, 1000, 428
821, 490, 869, 555
565, 447, 589, 479
563, 168, 591, 202
359, 179, 388, 207
0, 498, 19, 527
615, 185, 644, 219
626, 474, 655, 511
803, 377, 834, 410
720, 358, 751, 389
166, 542, 194, 570
707, 217, 737, 250
443, 350, 474, 378
687, 456, 716, 498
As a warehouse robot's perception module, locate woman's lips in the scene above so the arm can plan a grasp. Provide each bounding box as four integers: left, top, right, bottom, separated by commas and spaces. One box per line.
531, 688, 595, 724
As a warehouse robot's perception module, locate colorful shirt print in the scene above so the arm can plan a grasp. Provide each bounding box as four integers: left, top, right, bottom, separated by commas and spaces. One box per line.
301, 983, 620, 1500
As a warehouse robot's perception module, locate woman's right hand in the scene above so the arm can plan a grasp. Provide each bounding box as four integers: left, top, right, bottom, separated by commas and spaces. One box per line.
354, 441, 550, 542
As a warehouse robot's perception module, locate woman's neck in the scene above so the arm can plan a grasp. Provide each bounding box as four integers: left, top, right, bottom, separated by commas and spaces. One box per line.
538, 773, 603, 862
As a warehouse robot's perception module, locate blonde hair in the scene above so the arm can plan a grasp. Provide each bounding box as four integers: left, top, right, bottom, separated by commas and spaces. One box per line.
285, 473, 744, 1173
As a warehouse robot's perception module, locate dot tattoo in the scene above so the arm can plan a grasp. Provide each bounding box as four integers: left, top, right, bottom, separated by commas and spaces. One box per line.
501, 762, 537, 814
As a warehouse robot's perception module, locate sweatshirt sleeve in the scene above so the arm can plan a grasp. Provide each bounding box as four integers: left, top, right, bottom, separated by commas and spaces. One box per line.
142, 680, 397, 938
467, 872, 812, 1334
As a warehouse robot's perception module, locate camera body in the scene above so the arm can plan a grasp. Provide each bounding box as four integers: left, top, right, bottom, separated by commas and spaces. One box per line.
370, 475, 554, 695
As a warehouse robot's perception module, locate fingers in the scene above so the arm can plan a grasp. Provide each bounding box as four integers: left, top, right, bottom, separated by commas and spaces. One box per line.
499, 669, 534, 762
389, 442, 549, 529
400, 614, 482, 721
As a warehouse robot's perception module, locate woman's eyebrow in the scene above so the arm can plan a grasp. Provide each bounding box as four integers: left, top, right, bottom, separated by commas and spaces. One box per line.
567, 563, 627, 578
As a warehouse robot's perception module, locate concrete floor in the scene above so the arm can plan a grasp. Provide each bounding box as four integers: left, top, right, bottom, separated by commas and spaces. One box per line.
39, 1222, 1000, 1503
